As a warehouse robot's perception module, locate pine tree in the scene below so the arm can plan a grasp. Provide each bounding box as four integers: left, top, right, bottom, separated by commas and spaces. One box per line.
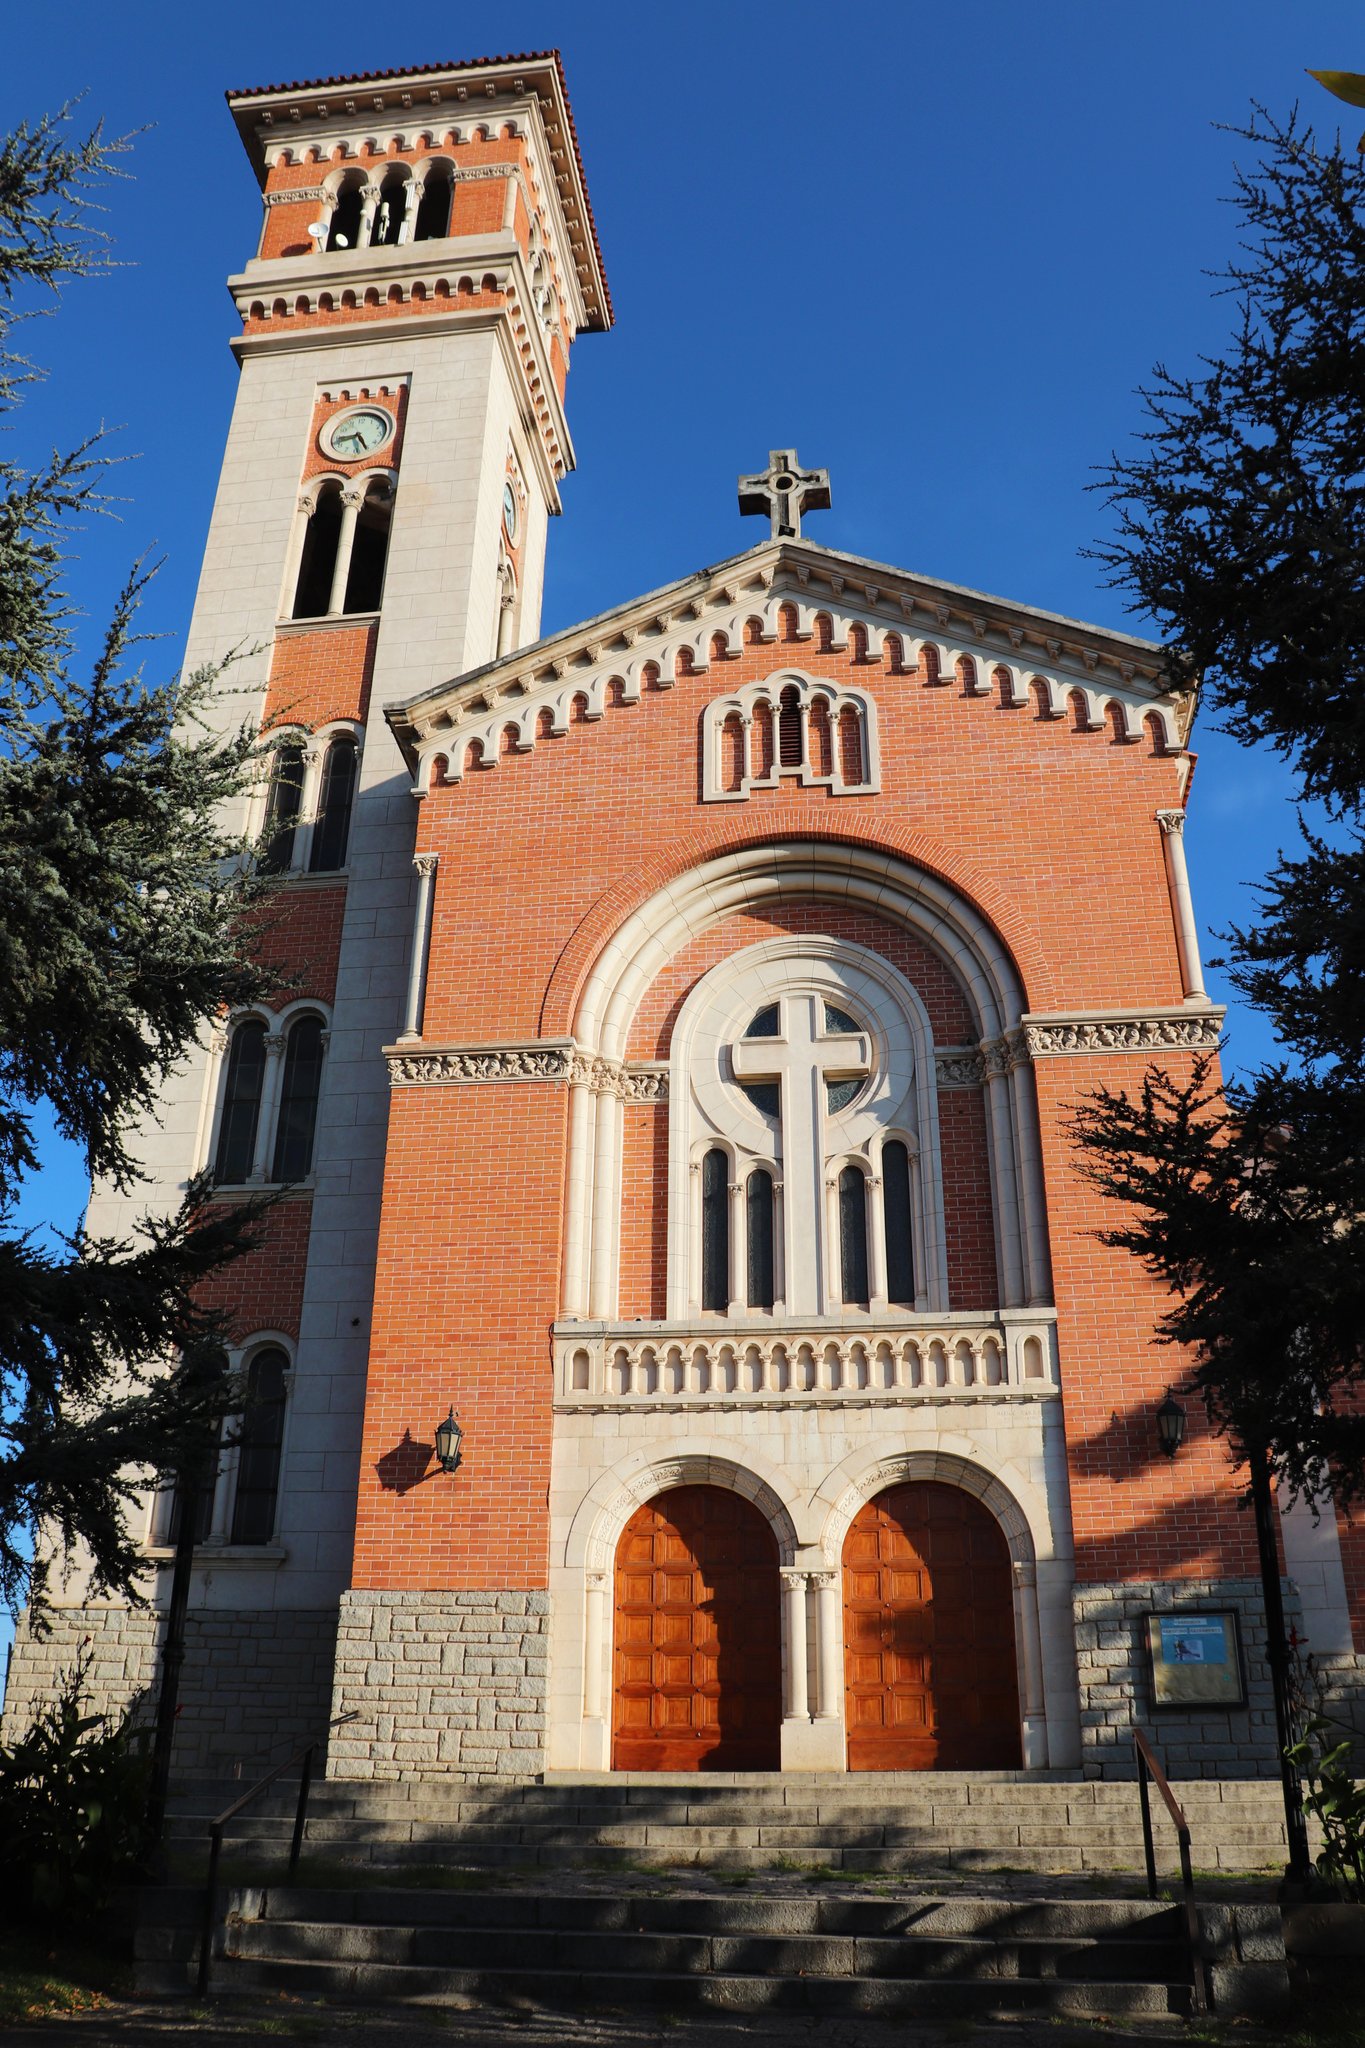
1077, 107, 1365, 1503
0, 110, 281, 1613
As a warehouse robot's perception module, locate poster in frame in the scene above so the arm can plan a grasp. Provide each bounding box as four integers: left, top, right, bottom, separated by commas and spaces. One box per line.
1143, 1610, 1246, 1710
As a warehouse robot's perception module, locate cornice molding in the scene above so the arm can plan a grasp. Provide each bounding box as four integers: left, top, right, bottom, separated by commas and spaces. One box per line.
1019, 1006, 1224, 1058
384, 1039, 669, 1099
387, 547, 1187, 793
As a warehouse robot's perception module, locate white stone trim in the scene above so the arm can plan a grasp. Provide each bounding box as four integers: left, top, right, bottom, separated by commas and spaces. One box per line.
1020, 1005, 1224, 1057
383, 1039, 668, 1096
553, 1308, 1061, 1410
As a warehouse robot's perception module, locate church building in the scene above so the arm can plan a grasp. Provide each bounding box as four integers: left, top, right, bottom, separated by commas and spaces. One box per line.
6, 51, 1363, 1784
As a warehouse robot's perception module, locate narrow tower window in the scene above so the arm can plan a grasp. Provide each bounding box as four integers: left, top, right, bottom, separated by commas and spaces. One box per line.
230, 1348, 289, 1545
701, 1148, 729, 1313
370, 171, 408, 247
292, 485, 342, 619
271, 1015, 325, 1181
882, 1140, 915, 1306
343, 485, 392, 613
259, 740, 305, 874
838, 1165, 870, 1307
777, 684, 803, 766
326, 183, 364, 251
309, 735, 358, 872
215, 1020, 267, 1183
414, 169, 453, 241
746, 1169, 775, 1310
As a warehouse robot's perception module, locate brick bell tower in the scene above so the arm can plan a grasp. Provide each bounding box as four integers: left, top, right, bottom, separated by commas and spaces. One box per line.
0, 55, 610, 1769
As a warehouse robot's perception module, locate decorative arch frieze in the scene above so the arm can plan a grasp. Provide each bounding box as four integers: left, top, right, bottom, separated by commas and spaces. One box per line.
567, 1446, 801, 1572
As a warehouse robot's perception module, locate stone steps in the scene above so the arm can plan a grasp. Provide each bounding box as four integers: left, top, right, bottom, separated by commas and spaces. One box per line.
138, 1884, 1270, 2020
165, 1770, 1299, 1875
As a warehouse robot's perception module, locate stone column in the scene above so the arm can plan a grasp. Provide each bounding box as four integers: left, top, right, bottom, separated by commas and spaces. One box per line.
358, 183, 381, 246
397, 178, 420, 245
561, 1078, 597, 1317
250, 1032, 287, 1183
583, 1569, 608, 1721
398, 853, 439, 1042
814, 1572, 842, 1720
1013, 1560, 1049, 1769
867, 1171, 888, 1309
1156, 808, 1208, 1002
982, 1048, 1026, 1308
782, 1570, 809, 1719
278, 492, 313, 622
588, 1079, 621, 1318
327, 486, 365, 616
727, 1177, 745, 1313
292, 743, 324, 876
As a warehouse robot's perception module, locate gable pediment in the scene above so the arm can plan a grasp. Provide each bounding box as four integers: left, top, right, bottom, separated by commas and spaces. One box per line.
385, 540, 1190, 792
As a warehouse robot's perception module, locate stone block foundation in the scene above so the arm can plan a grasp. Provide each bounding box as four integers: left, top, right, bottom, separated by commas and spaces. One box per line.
327, 1588, 550, 1780
1, 1604, 339, 1776
1074, 1579, 1299, 1779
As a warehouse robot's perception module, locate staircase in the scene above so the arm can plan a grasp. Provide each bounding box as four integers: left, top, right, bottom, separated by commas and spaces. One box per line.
163, 1769, 1301, 1877
137, 1881, 1293, 2020
140, 1770, 1297, 2022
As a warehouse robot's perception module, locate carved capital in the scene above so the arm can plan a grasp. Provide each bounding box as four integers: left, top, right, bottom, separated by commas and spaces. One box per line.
935, 1048, 985, 1088
263, 1032, 287, 1058
412, 852, 439, 880
1155, 808, 1186, 838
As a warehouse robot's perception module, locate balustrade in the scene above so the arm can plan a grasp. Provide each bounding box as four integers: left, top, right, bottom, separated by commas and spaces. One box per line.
554, 1312, 1058, 1408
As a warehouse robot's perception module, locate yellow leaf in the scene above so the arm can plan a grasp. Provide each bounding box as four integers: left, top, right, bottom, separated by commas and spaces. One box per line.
1307, 69, 1365, 109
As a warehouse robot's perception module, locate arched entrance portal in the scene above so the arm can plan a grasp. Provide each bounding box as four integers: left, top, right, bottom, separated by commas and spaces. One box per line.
843, 1481, 1022, 1770
612, 1485, 781, 1771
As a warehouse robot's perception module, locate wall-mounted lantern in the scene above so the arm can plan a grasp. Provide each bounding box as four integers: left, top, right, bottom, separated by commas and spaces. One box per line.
1156, 1388, 1188, 1459
433, 1407, 464, 1474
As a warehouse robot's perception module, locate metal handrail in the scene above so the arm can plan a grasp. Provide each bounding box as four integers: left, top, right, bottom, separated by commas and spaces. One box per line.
196, 1710, 357, 1995
1133, 1726, 1208, 2015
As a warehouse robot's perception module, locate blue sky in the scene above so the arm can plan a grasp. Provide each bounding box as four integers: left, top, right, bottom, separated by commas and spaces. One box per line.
2, 10, 1356, 1292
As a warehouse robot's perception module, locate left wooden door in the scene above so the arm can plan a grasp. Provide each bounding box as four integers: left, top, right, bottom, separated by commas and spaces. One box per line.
612, 1484, 782, 1771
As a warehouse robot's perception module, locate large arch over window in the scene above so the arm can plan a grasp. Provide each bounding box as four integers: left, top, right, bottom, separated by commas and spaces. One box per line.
560, 837, 1050, 1322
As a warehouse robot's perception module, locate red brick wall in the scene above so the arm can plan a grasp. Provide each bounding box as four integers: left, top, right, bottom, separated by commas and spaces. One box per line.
619, 1104, 669, 1320
265, 623, 378, 731
1031, 1051, 1257, 1584
350, 1082, 568, 1591
250, 883, 345, 1006
199, 1195, 312, 1342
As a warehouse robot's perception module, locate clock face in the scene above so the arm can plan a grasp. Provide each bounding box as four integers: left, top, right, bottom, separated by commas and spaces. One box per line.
324, 406, 394, 461
502, 480, 519, 543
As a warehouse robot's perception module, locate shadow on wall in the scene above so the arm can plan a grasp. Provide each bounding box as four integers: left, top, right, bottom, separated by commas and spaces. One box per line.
374, 1431, 437, 1494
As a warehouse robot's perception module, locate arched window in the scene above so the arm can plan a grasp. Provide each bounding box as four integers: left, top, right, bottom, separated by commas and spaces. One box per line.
215, 1020, 267, 1183
326, 183, 364, 251
746, 1169, 774, 1310
271, 1015, 325, 1181
309, 735, 358, 872
343, 484, 392, 612
414, 168, 453, 241
701, 1148, 729, 1312
293, 484, 342, 619
839, 1165, 869, 1307
882, 1140, 915, 1307
230, 1348, 289, 1545
777, 685, 803, 766
370, 171, 408, 247
260, 739, 304, 874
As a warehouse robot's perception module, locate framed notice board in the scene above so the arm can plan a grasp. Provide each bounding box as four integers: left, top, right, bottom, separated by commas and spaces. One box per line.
1143, 1611, 1246, 1710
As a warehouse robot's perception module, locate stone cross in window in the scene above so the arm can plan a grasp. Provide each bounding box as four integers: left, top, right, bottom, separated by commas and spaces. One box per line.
731, 995, 869, 1313
737, 449, 832, 541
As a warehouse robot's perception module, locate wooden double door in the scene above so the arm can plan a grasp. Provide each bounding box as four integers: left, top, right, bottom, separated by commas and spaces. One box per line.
612, 1485, 781, 1771
843, 1481, 1022, 1771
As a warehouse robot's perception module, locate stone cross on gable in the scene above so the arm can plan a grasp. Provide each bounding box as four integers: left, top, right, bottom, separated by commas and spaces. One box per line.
737, 449, 832, 541
731, 994, 869, 1315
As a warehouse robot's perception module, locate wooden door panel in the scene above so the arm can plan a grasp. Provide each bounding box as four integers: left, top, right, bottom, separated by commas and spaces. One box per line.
843, 1481, 1022, 1772
612, 1484, 781, 1771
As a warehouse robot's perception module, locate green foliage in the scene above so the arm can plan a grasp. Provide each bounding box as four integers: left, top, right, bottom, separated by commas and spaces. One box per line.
0, 105, 285, 1614
0, 1651, 151, 1921
1076, 108, 1365, 1503
1286, 1714, 1365, 1900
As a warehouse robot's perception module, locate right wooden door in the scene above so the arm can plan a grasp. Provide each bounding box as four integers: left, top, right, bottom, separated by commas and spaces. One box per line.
842, 1480, 1023, 1770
